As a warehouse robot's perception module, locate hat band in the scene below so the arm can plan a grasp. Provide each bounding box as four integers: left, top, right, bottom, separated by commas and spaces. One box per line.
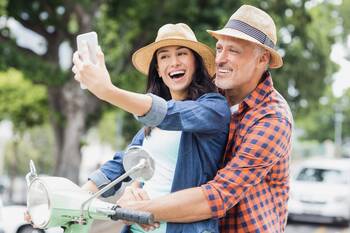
224, 19, 275, 49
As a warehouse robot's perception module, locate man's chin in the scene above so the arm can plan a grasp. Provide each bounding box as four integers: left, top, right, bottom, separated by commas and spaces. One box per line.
215, 79, 229, 90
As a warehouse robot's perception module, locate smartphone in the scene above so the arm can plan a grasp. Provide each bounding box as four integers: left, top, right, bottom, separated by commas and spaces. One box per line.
77, 31, 98, 63
76, 31, 99, 89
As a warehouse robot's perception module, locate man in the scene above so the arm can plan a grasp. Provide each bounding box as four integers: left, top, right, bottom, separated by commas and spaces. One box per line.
89, 4, 293, 233
117, 4, 293, 232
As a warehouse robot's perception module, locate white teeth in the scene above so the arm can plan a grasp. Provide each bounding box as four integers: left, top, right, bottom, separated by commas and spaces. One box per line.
169, 70, 185, 76
218, 69, 230, 73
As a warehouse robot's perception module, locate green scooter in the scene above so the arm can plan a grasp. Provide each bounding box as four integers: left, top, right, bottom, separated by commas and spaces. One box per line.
25, 147, 155, 233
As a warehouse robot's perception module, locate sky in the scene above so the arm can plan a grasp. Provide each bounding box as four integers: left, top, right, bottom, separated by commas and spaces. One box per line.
330, 39, 350, 97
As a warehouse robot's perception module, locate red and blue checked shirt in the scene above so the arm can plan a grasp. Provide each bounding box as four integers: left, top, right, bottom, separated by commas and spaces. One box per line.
202, 72, 293, 233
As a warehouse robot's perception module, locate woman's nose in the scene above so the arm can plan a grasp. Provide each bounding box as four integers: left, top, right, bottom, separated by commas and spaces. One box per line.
170, 55, 180, 67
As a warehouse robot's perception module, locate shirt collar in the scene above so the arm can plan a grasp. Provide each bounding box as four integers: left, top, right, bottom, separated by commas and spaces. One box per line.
240, 71, 273, 110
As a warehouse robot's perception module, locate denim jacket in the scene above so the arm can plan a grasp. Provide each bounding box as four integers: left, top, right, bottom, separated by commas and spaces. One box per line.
89, 92, 230, 233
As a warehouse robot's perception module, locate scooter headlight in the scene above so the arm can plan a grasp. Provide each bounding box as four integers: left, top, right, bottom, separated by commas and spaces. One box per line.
27, 179, 51, 228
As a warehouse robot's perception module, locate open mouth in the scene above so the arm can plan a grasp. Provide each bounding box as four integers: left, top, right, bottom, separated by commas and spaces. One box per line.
169, 70, 185, 79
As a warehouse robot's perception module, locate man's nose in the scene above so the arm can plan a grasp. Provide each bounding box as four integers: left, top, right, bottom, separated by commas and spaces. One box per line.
215, 50, 228, 66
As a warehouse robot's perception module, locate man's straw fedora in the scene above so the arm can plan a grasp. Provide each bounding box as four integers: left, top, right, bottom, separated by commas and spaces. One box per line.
207, 5, 283, 68
132, 23, 216, 76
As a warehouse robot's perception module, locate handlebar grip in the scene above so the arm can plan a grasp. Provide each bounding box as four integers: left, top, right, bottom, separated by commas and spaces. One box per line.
110, 206, 154, 225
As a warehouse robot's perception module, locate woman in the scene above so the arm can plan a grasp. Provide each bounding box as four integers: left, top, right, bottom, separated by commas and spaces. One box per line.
72, 23, 230, 233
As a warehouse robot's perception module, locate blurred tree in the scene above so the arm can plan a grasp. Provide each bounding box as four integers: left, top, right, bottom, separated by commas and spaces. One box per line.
4, 124, 54, 200
0, 69, 47, 131
0, 69, 53, 200
0, 1, 106, 183
294, 0, 350, 143
298, 87, 350, 143
106, 0, 338, 118
0, 0, 340, 181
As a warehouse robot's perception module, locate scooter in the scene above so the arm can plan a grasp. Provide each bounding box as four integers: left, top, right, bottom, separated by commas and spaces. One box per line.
25, 146, 155, 233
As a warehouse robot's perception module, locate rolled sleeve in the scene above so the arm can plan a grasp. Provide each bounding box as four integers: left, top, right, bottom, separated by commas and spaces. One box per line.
201, 182, 227, 218
88, 169, 111, 188
135, 93, 167, 127
88, 169, 117, 197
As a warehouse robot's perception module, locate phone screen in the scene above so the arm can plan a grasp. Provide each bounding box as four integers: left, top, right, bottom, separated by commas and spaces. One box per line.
76, 31, 98, 64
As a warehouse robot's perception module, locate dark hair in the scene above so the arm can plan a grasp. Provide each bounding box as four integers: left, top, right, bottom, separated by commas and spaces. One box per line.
144, 49, 217, 136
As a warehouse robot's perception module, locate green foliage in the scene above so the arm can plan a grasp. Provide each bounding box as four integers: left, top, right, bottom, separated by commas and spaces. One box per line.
0, 0, 347, 173
97, 110, 118, 149
297, 86, 350, 142
338, 0, 350, 40
0, 69, 48, 132
4, 124, 54, 176
272, 1, 338, 118
0, 0, 6, 15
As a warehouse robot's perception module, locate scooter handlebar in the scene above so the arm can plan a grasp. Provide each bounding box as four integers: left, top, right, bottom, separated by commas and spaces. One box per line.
110, 206, 154, 225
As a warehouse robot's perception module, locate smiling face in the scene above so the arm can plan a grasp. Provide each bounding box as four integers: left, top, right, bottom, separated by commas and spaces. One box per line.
214, 36, 270, 104
156, 46, 196, 100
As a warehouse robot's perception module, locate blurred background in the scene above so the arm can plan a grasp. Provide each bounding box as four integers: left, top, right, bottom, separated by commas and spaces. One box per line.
0, 0, 350, 232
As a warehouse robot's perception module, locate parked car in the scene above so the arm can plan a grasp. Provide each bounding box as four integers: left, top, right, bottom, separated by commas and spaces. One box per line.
0, 196, 5, 233
288, 158, 350, 226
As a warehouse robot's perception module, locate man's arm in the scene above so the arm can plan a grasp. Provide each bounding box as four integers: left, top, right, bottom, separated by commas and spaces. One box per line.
119, 116, 292, 222
120, 187, 212, 222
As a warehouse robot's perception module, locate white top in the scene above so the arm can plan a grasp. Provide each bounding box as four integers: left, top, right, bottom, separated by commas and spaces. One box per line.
230, 104, 239, 114
141, 127, 181, 198
131, 127, 181, 233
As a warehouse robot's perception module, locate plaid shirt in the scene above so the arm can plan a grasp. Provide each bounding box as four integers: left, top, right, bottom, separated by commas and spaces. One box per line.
202, 72, 293, 233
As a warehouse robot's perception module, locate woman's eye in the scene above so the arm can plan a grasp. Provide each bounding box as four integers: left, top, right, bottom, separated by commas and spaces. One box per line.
178, 52, 187, 56
160, 55, 168, 59
216, 47, 222, 52
230, 49, 239, 54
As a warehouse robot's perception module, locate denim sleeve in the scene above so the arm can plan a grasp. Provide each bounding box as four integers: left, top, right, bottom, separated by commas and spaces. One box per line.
135, 93, 168, 127
138, 93, 230, 133
88, 128, 145, 197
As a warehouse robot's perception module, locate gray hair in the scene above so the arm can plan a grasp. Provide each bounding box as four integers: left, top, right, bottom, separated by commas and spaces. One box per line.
254, 45, 271, 70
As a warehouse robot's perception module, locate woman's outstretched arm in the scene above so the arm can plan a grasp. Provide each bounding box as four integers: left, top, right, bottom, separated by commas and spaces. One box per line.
72, 43, 152, 117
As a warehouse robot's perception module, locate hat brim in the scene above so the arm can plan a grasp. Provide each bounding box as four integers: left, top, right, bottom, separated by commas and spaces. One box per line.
132, 39, 216, 76
207, 28, 283, 69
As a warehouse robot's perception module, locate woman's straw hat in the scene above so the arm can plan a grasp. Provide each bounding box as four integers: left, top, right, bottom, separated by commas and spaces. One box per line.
207, 5, 283, 68
132, 23, 215, 76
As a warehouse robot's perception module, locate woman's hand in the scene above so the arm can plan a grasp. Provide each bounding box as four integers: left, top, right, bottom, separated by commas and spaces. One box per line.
72, 43, 115, 100
24, 210, 40, 228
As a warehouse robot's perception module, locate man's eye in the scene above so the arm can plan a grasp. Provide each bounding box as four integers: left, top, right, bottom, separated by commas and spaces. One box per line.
230, 49, 239, 53
178, 52, 187, 56
216, 47, 222, 52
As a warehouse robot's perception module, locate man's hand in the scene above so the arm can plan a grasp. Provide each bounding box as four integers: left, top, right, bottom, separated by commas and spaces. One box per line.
117, 185, 160, 231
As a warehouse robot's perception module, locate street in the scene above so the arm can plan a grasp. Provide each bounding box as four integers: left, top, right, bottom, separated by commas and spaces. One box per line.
286, 222, 350, 233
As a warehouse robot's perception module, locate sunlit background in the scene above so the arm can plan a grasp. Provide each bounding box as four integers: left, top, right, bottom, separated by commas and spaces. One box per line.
1, 0, 350, 232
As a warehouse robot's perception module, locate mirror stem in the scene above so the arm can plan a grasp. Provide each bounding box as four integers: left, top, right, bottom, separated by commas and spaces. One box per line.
79, 159, 147, 223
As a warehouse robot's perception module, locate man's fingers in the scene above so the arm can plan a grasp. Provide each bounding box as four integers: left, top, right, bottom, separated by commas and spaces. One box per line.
137, 189, 150, 200
130, 187, 149, 201
140, 222, 160, 231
